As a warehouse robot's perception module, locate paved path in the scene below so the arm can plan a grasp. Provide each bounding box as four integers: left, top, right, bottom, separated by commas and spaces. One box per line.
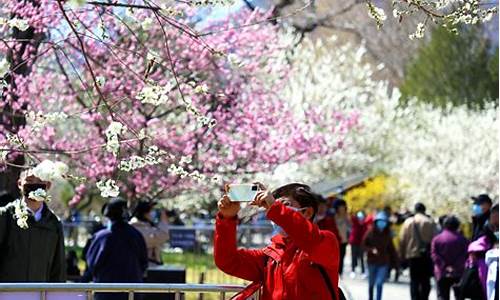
340, 270, 439, 300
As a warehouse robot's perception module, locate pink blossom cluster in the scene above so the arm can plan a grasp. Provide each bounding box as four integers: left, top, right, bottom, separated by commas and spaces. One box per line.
0, 1, 358, 206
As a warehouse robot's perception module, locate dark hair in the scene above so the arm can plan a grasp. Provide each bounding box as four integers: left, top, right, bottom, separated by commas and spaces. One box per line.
133, 201, 155, 221
272, 183, 318, 218
333, 199, 347, 209
443, 215, 460, 231
414, 202, 426, 214
102, 198, 128, 222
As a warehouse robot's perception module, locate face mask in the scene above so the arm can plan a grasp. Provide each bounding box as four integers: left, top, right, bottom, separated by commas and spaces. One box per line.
495, 231, 499, 241
23, 183, 47, 199
106, 219, 112, 230
356, 212, 365, 221
376, 221, 388, 231
472, 204, 483, 216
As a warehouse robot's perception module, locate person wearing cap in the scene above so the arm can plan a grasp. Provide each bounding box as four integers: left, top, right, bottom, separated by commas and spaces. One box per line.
399, 202, 438, 300
430, 215, 468, 300
0, 169, 65, 282
471, 194, 493, 242
214, 183, 340, 300
362, 211, 398, 300
86, 198, 148, 300
130, 201, 170, 266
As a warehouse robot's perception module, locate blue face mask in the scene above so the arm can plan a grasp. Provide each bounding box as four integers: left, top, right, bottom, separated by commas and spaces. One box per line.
356, 212, 365, 221
472, 204, 483, 216
494, 231, 499, 241
376, 220, 388, 231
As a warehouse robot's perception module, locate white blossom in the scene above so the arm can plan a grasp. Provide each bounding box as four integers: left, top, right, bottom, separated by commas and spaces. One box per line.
26, 111, 68, 132
28, 188, 51, 202
0, 57, 9, 78
31, 160, 68, 181
0, 199, 29, 229
7, 18, 29, 31
136, 82, 171, 106
105, 121, 126, 156
409, 23, 426, 40
270, 35, 498, 218
96, 179, 120, 198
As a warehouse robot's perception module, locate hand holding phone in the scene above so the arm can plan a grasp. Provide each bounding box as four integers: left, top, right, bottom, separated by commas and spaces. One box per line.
226, 183, 259, 202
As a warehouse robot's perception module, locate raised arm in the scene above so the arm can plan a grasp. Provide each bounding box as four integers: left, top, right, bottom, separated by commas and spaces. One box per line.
213, 196, 266, 282
267, 201, 339, 269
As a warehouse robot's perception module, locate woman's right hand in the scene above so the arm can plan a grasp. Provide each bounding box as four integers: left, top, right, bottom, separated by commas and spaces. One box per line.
218, 194, 240, 219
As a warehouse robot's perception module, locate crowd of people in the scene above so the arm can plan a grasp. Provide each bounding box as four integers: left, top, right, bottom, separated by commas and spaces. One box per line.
311, 194, 499, 300
0, 165, 498, 300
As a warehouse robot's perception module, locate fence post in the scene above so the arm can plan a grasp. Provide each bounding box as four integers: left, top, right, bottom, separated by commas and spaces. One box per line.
128, 291, 134, 300
40, 290, 46, 300
219, 291, 226, 300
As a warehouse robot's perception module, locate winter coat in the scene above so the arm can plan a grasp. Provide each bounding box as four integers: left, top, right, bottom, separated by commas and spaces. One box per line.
362, 227, 398, 266
0, 203, 65, 282
130, 217, 169, 265
485, 248, 498, 300
86, 221, 148, 284
214, 201, 340, 300
399, 213, 438, 260
349, 215, 368, 246
317, 215, 341, 244
472, 212, 490, 242
467, 236, 491, 298
431, 229, 468, 280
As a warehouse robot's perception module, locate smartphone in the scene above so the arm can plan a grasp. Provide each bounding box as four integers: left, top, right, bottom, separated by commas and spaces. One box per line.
227, 183, 259, 202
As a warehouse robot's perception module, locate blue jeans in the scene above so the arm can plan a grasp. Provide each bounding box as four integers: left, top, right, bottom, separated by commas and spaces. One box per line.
368, 264, 389, 300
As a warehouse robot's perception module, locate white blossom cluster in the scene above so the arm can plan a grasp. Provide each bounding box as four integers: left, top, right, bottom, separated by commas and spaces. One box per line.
188, 0, 236, 7
26, 111, 68, 132
367, 2, 387, 28
0, 57, 9, 78
28, 188, 52, 202
96, 179, 120, 198
272, 35, 498, 218
136, 82, 172, 106
373, 0, 497, 39
119, 145, 169, 172
0, 199, 29, 229
105, 121, 127, 156
6, 133, 25, 148
409, 23, 426, 40
167, 161, 209, 183
31, 160, 69, 182
0, 17, 29, 31
181, 97, 217, 128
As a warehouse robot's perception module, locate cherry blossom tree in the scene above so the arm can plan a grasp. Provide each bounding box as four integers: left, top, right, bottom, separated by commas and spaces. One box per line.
270, 35, 498, 217
0, 1, 357, 211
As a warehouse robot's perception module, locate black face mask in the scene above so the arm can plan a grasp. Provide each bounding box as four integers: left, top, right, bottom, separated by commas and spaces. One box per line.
23, 183, 47, 198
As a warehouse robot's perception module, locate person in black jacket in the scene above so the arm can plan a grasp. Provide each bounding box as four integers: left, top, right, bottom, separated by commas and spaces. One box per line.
86, 198, 148, 300
471, 194, 493, 242
0, 171, 66, 282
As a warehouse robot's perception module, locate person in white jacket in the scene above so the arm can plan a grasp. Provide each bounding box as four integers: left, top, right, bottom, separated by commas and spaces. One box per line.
485, 247, 498, 300
130, 201, 170, 266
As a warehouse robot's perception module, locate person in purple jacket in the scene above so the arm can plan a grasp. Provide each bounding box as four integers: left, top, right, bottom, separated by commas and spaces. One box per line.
431, 215, 468, 300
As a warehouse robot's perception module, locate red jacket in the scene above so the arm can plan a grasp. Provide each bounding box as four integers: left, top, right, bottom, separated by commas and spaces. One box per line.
349, 215, 368, 246
214, 201, 340, 300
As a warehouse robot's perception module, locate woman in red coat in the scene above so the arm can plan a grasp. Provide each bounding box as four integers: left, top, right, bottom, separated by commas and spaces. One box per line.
214, 183, 340, 300
349, 211, 368, 277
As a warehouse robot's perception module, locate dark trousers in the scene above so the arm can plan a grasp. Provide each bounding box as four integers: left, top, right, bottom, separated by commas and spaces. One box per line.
339, 243, 348, 275
437, 277, 459, 300
409, 257, 432, 300
351, 244, 365, 273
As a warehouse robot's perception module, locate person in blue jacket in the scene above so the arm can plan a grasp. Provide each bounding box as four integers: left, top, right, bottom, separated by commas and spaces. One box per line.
86, 198, 148, 300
